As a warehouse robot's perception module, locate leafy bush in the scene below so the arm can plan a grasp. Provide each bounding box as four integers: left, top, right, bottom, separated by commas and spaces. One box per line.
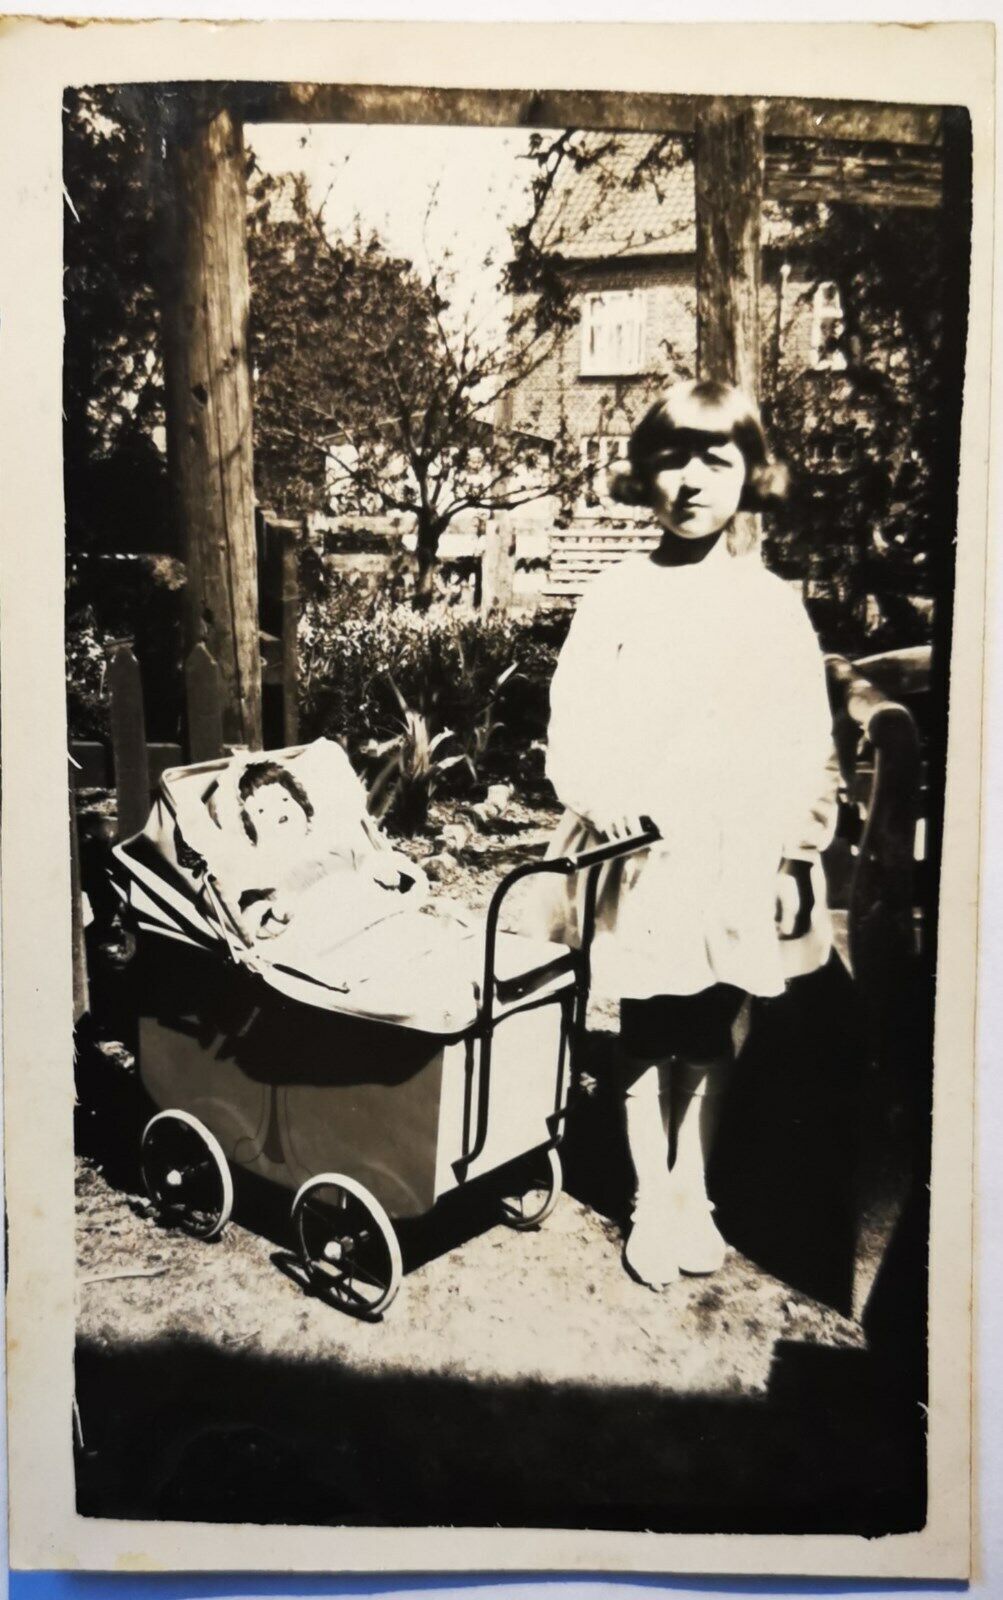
362, 680, 468, 836
298, 574, 571, 805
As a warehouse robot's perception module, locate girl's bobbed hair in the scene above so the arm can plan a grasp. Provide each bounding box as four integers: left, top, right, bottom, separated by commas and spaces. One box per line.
608, 379, 789, 514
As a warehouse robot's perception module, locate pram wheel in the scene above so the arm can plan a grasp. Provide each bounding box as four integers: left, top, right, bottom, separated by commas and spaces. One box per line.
501, 1146, 563, 1231
140, 1110, 234, 1241
292, 1173, 402, 1320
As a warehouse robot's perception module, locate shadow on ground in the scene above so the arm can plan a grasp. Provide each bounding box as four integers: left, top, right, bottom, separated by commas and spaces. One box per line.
75, 1326, 924, 1532
74, 955, 928, 1533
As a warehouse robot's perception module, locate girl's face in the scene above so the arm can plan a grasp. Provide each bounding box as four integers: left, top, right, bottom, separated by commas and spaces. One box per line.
648, 434, 747, 539
245, 782, 309, 843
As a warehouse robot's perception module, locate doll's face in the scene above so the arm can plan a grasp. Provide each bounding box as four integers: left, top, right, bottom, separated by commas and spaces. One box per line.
244, 782, 310, 844
649, 434, 746, 539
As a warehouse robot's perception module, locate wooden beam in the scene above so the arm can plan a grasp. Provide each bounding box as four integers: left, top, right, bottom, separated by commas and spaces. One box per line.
766, 141, 942, 209
767, 176, 941, 209
237, 82, 941, 147
161, 94, 262, 751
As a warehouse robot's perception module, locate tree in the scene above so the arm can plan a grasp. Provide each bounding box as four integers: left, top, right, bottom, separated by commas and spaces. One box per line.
764, 202, 948, 653
63, 87, 169, 553
248, 174, 583, 606
64, 91, 589, 608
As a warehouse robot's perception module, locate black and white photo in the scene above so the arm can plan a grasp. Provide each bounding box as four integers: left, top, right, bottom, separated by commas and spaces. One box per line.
0, 16, 992, 1579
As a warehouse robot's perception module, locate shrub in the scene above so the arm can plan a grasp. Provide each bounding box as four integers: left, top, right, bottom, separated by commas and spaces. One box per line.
298, 575, 572, 801
362, 681, 467, 836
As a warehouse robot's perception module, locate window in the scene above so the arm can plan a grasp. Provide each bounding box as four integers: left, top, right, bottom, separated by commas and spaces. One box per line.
580, 290, 646, 377
578, 434, 631, 510
810, 281, 848, 372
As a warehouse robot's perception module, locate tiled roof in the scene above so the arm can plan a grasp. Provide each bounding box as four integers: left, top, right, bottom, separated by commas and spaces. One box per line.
534, 133, 793, 261
252, 171, 302, 226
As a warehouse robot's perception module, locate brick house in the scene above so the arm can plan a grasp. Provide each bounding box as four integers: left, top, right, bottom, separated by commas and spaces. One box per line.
506, 136, 860, 600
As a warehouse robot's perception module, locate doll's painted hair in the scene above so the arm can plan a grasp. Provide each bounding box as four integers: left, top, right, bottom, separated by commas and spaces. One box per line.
237, 761, 314, 844
609, 380, 789, 526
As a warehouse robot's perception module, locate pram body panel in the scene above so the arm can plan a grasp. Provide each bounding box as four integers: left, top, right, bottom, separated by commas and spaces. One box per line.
136, 933, 572, 1220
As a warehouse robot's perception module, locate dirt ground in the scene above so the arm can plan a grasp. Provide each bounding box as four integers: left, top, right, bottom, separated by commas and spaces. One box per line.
73, 797, 922, 1532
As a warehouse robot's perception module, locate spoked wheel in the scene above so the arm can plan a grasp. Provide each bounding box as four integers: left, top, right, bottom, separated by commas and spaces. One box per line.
500, 1145, 563, 1231
140, 1110, 234, 1240
292, 1173, 403, 1320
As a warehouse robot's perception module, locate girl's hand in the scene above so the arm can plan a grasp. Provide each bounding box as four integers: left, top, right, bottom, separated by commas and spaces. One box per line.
775, 858, 814, 940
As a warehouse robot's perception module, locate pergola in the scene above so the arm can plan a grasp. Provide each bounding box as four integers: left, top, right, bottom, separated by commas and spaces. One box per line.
158, 85, 959, 749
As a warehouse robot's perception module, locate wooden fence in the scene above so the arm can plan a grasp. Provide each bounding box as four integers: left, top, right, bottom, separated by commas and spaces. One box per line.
544, 524, 660, 599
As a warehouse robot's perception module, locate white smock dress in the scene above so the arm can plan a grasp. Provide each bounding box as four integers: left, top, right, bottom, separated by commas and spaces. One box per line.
540, 539, 838, 1002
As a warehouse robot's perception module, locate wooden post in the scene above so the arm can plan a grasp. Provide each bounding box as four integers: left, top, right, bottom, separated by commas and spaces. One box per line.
256, 510, 301, 747
107, 641, 150, 840
693, 98, 766, 395
184, 641, 225, 765
161, 94, 262, 751
694, 98, 766, 556
481, 519, 517, 614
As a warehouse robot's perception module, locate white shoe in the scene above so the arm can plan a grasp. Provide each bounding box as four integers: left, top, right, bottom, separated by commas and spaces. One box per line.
672, 1195, 728, 1276
623, 1201, 680, 1289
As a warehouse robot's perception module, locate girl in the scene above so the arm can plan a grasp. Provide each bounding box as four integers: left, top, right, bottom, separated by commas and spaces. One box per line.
542, 380, 837, 1290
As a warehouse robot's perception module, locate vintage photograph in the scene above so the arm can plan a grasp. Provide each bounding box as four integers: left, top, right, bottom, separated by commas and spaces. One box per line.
61, 71, 970, 1540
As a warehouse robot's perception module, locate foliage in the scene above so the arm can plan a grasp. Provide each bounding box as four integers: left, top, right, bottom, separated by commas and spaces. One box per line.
66, 554, 187, 742
63, 88, 170, 553
298, 574, 571, 799
763, 204, 949, 656
66, 599, 109, 741
246, 174, 441, 521
455, 655, 519, 786
361, 680, 467, 836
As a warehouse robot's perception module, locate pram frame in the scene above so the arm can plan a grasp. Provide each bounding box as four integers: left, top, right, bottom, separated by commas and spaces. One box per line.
459, 829, 653, 1184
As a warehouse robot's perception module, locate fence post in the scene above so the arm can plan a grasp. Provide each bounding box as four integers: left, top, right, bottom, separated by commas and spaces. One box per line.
281, 525, 300, 745
185, 641, 225, 764
481, 518, 517, 613
107, 640, 150, 841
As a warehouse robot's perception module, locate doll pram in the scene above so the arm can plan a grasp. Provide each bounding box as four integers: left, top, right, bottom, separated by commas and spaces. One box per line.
110, 740, 653, 1317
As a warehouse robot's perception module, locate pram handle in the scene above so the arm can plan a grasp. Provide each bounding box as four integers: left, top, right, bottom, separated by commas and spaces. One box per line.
481, 819, 660, 995
557, 820, 661, 874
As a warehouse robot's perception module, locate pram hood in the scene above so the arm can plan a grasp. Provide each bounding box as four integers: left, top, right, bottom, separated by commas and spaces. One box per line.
110, 739, 573, 1034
